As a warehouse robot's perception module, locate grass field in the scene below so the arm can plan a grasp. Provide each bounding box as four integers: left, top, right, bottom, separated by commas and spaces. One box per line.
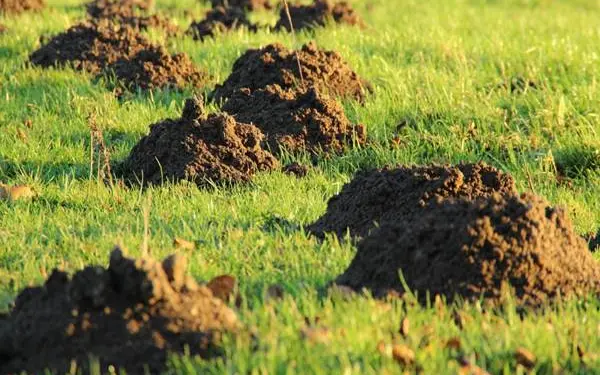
1, 0, 600, 373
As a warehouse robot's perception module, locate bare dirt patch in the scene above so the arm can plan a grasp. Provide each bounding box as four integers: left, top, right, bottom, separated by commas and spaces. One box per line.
274, 0, 363, 32
212, 41, 371, 103
210, 0, 271, 11
0, 0, 45, 14
0, 248, 238, 375
30, 21, 206, 92
187, 6, 257, 41
121, 97, 279, 187
335, 193, 600, 306
307, 162, 516, 239
222, 84, 366, 154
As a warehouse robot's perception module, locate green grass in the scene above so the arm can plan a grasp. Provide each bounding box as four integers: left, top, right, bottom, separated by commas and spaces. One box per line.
1, 0, 600, 373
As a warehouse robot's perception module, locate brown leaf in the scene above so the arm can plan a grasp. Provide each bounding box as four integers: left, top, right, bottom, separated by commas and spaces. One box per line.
173, 237, 195, 250
207, 275, 237, 302
392, 344, 415, 366
515, 347, 536, 369
300, 326, 331, 344
1, 184, 35, 202
399, 317, 410, 337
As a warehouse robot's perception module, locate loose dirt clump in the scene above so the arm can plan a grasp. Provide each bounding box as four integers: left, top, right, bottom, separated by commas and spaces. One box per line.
187, 6, 257, 41
283, 162, 309, 178
29, 20, 152, 74
106, 46, 208, 92
222, 84, 366, 154
212, 41, 370, 103
336, 193, 600, 306
0, 248, 239, 375
274, 0, 363, 32
307, 162, 516, 239
210, 0, 271, 10
0, 0, 45, 14
121, 97, 278, 187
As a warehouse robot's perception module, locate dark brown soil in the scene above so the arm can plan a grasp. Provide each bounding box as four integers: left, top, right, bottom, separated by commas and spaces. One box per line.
307, 162, 517, 239
29, 20, 153, 75
0, 0, 45, 14
0, 248, 239, 375
336, 193, 600, 306
30, 21, 206, 92
210, 0, 271, 10
222, 84, 366, 154
283, 162, 309, 178
274, 0, 363, 32
121, 97, 279, 187
106, 45, 208, 92
87, 0, 180, 36
187, 6, 257, 41
212, 41, 371, 103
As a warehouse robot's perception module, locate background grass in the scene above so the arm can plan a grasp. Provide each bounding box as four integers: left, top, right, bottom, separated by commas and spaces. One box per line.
1, 0, 600, 373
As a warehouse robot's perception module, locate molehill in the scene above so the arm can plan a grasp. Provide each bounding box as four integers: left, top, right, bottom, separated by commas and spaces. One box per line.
0, 248, 238, 375
274, 0, 363, 32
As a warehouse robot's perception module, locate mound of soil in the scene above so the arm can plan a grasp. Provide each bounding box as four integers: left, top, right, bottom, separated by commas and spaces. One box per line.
86, 0, 153, 18
121, 97, 278, 186
0, 0, 45, 14
187, 6, 257, 41
336, 193, 600, 306
222, 84, 366, 153
87, 0, 179, 36
106, 46, 208, 92
210, 0, 271, 10
0, 248, 239, 375
212, 41, 370, 103
29, 21, 152, 74
274, 0, 363, 32
307, 162, 516, 239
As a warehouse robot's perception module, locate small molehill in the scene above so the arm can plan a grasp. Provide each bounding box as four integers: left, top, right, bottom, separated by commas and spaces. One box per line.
30, 21, 206, 92
0, 248, 238, 375
283, 162, 309, 178
0, 0, 45, 14
87, 0, 179, 35
307, 162, 516, 239
274, 0, 362, 32
29, 21, 153, 74
210, 0, 271, 10
187, 6, 257, 41
336, 193, 600, 306
106, 46, 208, 92
121, 97, 278, 187
222, 84, 366, 154
212, 41, 370, 103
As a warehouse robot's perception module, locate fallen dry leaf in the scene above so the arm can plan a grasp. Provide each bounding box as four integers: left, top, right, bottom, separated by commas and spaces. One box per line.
515, 347, 536, 369
0, 184, 35, 202
207, 275, 237, 302
399, 317, 410, 337
300, 326, 331, 344
173, 237, 195, 250
392, 344, 415, 366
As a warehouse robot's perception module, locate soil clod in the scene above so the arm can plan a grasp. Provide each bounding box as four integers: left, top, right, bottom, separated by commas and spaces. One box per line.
121, 97, 278, 187
87, 0, 179, 36
187, 6, 257, 41
307, 162, 516, 239
212, 41, 371, 103
335, 193, 600, 306
0, 247, 238, 375
274, 0, 363, 32
222, 84, 366, 154
210, 0, 271, 11
283, 162, 309, 178
0, 0, 45, 14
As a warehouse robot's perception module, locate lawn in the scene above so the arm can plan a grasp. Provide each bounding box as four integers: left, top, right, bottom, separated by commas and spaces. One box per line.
1, 0, 600, 373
